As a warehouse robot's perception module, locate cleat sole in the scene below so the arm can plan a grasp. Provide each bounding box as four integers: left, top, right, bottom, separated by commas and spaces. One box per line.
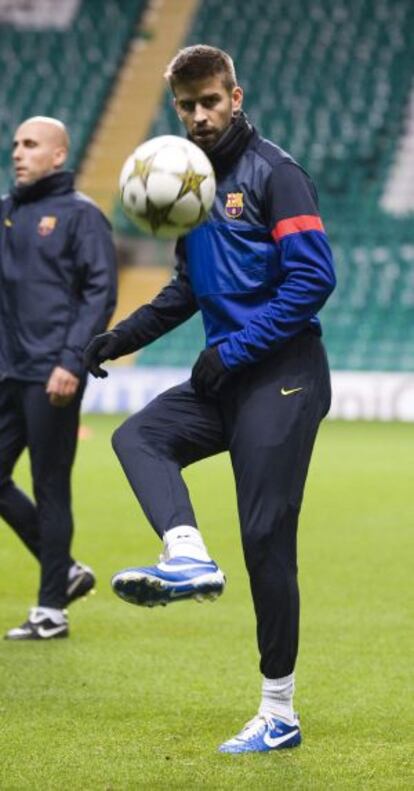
66, 572, 96, 606
112, 571, 225, 608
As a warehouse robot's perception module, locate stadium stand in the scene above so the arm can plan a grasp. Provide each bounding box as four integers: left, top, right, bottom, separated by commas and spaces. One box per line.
77, 0, 199, 216
0, 0, 147, 194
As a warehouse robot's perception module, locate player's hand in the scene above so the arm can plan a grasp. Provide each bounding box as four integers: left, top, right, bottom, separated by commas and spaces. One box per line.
46, 366, 79, 407
191, 347, 229, 398
84, 331, 123, 378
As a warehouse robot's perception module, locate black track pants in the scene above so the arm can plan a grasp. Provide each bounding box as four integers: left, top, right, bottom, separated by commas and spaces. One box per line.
0, 380, 81, 608
112, 332, 331, 677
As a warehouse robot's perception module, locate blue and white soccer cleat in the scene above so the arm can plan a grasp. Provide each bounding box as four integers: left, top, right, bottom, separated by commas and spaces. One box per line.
218, 714, 301, 754
111, 557, 226, 607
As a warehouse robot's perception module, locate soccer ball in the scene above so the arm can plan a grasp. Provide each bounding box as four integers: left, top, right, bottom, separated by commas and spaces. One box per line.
119, 135, 216, 239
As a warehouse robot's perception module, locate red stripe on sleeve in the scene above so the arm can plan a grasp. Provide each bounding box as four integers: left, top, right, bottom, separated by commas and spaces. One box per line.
272, 214, 325, 242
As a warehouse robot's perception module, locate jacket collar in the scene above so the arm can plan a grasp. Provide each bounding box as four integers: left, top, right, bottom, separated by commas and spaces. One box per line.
201, 111, 254, 177
11, 170, 75, 204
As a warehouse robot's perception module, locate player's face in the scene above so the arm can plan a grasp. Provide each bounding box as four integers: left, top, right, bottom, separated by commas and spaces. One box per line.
12, 121, 66, 185
174, 74, 243, 151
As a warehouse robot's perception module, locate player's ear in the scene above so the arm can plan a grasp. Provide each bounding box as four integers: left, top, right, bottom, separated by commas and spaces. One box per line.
53, 146, 67, 169
231, 86, 243, 114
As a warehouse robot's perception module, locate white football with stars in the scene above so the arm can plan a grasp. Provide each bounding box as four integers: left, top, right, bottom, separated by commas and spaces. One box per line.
119, 135, 216, 239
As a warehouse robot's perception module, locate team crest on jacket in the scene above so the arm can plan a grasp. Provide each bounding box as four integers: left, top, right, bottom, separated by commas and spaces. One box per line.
225, 192, 244, 219
37, 216, 57, 236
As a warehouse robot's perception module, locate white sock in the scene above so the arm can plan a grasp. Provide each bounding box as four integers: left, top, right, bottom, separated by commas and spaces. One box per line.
163, 525, 211, 562
34, 606, 67, 624
258, 673, 296, 724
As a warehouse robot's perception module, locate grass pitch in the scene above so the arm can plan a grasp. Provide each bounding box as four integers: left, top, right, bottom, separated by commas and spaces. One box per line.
0, 416, 412, 790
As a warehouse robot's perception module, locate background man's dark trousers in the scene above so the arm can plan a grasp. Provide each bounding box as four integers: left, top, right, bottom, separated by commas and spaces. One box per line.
0, 380, 84, 608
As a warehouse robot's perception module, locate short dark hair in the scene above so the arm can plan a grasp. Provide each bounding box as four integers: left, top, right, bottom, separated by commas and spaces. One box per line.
165, 44, 237, 93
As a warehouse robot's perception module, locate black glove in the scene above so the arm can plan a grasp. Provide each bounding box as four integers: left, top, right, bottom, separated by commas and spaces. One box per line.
84, 331, 126, 378
191, 347, 229, 397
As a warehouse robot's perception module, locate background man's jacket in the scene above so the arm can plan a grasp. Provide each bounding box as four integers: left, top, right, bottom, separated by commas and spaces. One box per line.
0, 170, 117, 381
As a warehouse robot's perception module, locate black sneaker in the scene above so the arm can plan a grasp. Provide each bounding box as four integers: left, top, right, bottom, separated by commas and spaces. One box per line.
4, 607, 69, 640
66, 561, 96, 605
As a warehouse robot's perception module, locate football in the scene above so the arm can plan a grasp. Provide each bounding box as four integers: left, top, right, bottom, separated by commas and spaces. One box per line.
119, 135, 216, 239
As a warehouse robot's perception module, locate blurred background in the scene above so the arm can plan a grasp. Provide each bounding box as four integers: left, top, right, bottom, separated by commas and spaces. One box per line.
1, 0, 414, 418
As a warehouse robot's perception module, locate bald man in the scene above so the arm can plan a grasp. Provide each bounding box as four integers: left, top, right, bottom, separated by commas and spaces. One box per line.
0, 116, 117, 640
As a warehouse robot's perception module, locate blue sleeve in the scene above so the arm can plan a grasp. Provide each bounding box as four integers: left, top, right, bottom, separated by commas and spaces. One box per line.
218, 162, 336, 369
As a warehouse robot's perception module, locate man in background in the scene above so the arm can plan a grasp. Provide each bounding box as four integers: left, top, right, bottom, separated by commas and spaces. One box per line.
0, 116, 117, 640
85, 45, 335, 753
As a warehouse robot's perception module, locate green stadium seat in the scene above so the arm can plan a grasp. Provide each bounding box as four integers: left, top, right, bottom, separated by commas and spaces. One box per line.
0, 0, 147, 190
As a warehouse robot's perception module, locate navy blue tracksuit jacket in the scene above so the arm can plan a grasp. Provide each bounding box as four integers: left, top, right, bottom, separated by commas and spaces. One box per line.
0, 170, 117, 382
112, 119, 335, 362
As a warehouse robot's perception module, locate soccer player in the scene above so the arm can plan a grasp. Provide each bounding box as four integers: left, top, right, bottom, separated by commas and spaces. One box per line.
84, 45, 335, 752
0, 116, 117, 640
